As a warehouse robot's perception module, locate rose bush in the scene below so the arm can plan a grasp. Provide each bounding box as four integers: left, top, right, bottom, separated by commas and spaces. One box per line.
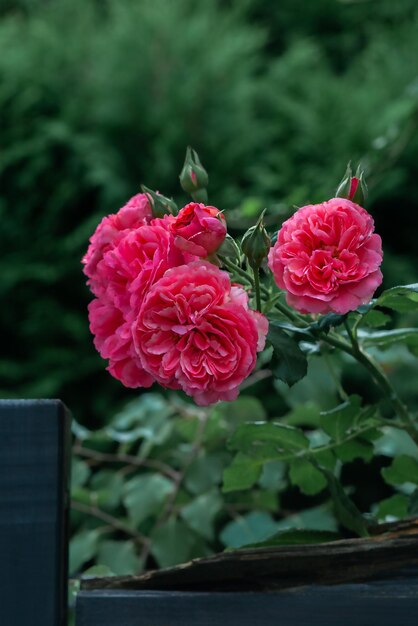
80, 150, 418, 559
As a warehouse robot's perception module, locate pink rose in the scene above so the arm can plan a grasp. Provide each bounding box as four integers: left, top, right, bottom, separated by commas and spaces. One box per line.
268, 198, 383, 315
133, 261, 268, 406
88, 296, 153, 388
170, 202, 227, 257
82, 193, 152, 296
87, 216, 195, 388
95, 215, 192, 313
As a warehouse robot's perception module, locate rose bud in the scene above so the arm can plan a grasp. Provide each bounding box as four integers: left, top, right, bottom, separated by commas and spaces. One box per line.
179, 146, 209, 203
141, 185, 178, 218
335, 163, 368, 206
241, 209, 271, 270
170, 202, 227, 257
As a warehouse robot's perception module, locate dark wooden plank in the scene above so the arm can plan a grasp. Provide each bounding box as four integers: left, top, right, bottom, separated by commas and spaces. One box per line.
0, 400, 71, 626
76, 571, 418, 626
82, 518, 418, 592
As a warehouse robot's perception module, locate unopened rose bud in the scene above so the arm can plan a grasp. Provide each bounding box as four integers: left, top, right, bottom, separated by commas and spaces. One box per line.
241, 209, 271, 270
141, 185, 178, 218
179, 146, 209, 202
170, 202, 226, 257
335, 163, 368, 205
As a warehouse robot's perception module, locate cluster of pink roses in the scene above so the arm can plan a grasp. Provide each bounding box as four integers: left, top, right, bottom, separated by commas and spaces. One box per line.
83, 187, 383, 405
83, 195, 267, 405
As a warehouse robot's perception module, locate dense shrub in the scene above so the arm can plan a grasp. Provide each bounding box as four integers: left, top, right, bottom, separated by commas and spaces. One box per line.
1, 0, 418, 424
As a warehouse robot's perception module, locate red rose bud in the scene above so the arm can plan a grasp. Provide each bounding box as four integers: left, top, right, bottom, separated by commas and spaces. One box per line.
335, 163, 368, 205
170, 202, 226, 257
179, 146, 209, 202
241, 209, 271, 270
141, 185, 178, 218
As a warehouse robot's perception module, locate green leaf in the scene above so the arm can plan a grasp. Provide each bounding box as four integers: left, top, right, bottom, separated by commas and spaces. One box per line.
320, 396, 361, 441
274, 504, 338, 532
309, 312, 348, 333
97, 540, 142, 575
229, 421, 309, 458
375, 284, 418, 312
123, 474, 174, 525
375, 494, 409, 521
222, 453, 262, 493
243, 528, 340, 548
267, 321, 308, 386
381, 455, 418, 486
282, 403, 323, 428
335, 439, 374, 463
323, 470, 369, 537
150, 518, 200, 568
69, 529, 100, 575
184, 453, 227, 495
181, 490, 222, 540
289, 458, 327, 495
71, 458, 90, 489
258, 461, 287, 491
91, 471, 125, 510
361, 309, 391, 328
220, 511, 279, 548
358, 328, 418, 351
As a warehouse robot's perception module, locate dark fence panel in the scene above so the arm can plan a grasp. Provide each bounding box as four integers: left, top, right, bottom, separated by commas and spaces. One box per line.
76, 573, 418, 626
0, 400, 70, 626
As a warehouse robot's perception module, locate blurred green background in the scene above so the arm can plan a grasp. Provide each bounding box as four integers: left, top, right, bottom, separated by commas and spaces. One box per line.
1, 0, 418, 426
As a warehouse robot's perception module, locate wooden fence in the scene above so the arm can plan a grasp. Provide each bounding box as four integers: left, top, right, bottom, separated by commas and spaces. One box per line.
1, 399, 418, 626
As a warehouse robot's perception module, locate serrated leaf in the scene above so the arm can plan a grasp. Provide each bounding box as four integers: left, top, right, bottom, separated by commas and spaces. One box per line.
222, 453, 261, 493
97, 540, 142, 575
267, 321, 308, 386
150, 518, 200, 568
320, 396, 361, 441
289, 458, 327, 495
229, 421, 309, 457
181, 490, 222, 540
335, 439, 374, 463
375, 284, 418, 312
220, 511, 279, 548
376, 494, 409, 521
361, 309, 391, 328
322, 470, 369, 537
185, 453, 227, 495
69, 529, 100, 575
71, 458, 90, 489
381, 455, 418, 486
123, 474, 174, 525
358, 328, 418, 350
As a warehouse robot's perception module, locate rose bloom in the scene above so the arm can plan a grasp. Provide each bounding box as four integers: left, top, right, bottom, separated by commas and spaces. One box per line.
82, 193, 152, 296
88, 296, 153, 389
87, 216, 194, 388
170, 202, 227, 257
268, 198, 383, 314
133, 261, 268, 406
95, 215, 191, 313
